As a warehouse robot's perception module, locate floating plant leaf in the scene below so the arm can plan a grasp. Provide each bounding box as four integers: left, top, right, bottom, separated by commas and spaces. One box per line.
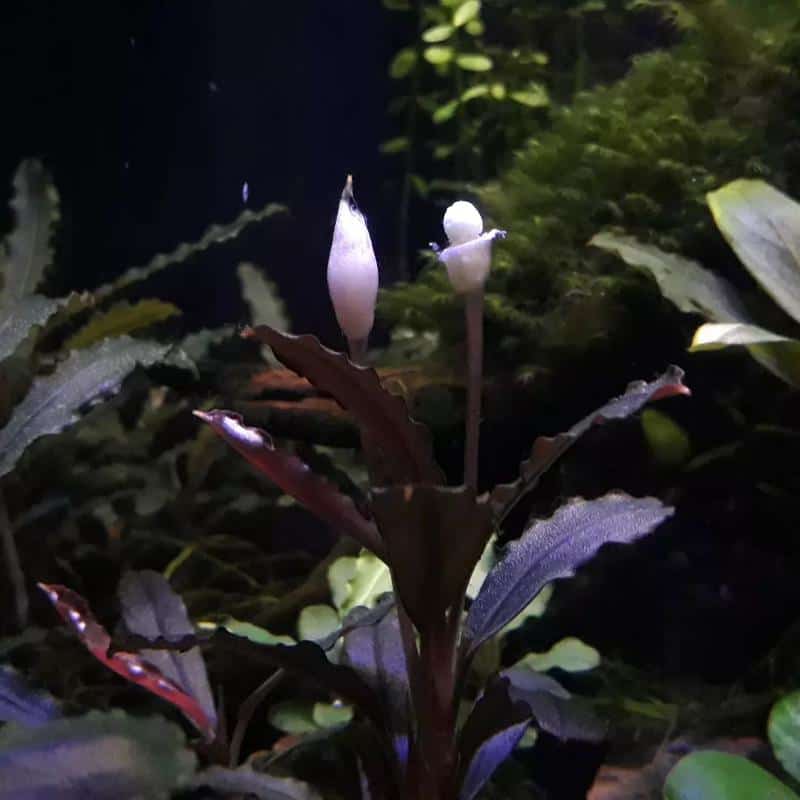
0, 160, 59, 306
0, 709, 196, 800
65, 300, 180, 350
664, 750, 799, 800
94, 202, 287, 300
769, 690, 800, 784
0, 337, 169, 478
466, 494, 674, 654
515, 637, 601, 674
243, 326, 443, 484
457, 678, 531, 800
268, 701, 352, 735
0, 295, 63, 362
117, 571, 217, 737
372, 485, 493, 633
194, 409, 383, 556
707, 179, 800, 324
192, 765, 322, 800
328, 550, 392, 617
491, 365, 688, 522
38, 583, 216, 740
202, 617, 294, 646
0, 666, 60, 727
297, 605, 340, 643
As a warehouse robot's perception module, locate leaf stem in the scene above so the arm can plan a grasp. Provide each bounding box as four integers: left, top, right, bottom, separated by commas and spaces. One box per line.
229, 668, 285, 767
0, 488, 27, 630
464, 289, 484, 490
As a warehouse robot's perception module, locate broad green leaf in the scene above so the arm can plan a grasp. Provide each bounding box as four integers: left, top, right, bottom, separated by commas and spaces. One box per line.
328, 550, 392, 617
237, 262, 289, 331
65, 300, 180, 350
380, 137, 410, 154
433, 100, 460, 124
0, 710, 195, 799
0, 295, 63, 362
509, 86, 549, 107
312, 701, 353, 728
465, 19, 485, 35
707, 179, 800, 324
0, 337, 169, 478
0, 160, 59, 306
453, 0, 481, 27
422, 24, 454, 42
424, 46, 454, 65
664, 750, 799, 800
389, 48, 417, 78
297, 604, 340, 642
515, 637, 600, 673
490, 82, 506, 100
456, 54, 493, 72
641, 408, 691, 467
268, 701, 352, 736
769, 691, 800, 783
461, 84, 489, 102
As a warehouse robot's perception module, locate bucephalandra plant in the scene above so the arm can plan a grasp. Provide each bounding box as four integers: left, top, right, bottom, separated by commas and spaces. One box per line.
39, 178, 690, 800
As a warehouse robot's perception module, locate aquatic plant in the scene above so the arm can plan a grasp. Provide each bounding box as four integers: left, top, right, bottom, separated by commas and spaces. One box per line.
31, 181, 688, 799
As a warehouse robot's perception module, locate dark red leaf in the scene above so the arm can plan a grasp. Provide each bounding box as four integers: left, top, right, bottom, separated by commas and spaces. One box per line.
37, 583, 216, 741
491, 365, 689, 522
243, 327, 443, 485
194, 409, 384, 557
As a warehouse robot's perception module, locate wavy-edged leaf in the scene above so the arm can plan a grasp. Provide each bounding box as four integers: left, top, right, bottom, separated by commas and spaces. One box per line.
0, 160, 59, 306
0, 337, 169, 478
243, 326, 443, 484
65, 300, 180, 350
491, 366, 688, 522
0, 295, 63, 362
707, 179, 800, 324
192, 764, 322, 800
457, 677, 531, 800
94, 202, 287, 301
37, 583, 216, 740
0, 709, 196, 800
372, 485, 493, 633
664, 750, 799, 800
194, 409, 384, 556
117, 571, 217, 737
0, 666, 60, 727
769, 690, 800, 784
503, 665, 605, 742
466, 494, 673, 654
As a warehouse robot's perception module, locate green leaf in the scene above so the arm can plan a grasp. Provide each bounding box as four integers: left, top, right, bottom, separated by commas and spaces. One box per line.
389, 48, 417, 78
465, 19, 485, 35
453, 0, 481, 27
461, 84, 489, 102
515, 637, 600, 673
509, 86, 550, 107
456, 54, 493, 72
707, 179, 800, 325
328, 550, 392, 618
664, 750, 799, 800
500, 584, 554, 635
0, 337, 170, 478
312, 701, 353, 728
0, 295, 64, 362
641, 408, 691, 467
380, 137, 410, 154
297, 604, 340, 642
65, 300, 181, 350
490, 82, 506, 100
268, 701, 352, 736
198, 617, 294, 646
769, 691, 800, 783
0, 710, 195, 799
433, 100, 460, 124
422, 24, 454, 43
0, 160, 59, 306
424, 46, 454, 65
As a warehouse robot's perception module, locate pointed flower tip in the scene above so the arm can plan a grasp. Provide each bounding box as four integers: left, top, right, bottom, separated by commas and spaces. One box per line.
342, 174, 355, 202
192, 409, 212, 423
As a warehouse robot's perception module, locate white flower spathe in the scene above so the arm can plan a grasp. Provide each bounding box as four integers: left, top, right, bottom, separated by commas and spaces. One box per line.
327, 176, 379, 342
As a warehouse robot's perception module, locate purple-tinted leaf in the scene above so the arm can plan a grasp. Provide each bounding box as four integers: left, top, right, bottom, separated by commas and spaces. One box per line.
503, 666, 606, 742
194, 410, 384, 556
318, 593, 396, 652
117, 571, 217, 738
341, 608, 410, 746
465, 493, 674, 654
0, 709, 196, 800
371, 486, 493, 633
492, 366, 689, 521
457, 677, 531, 800
191, 765, 321, 800
243, 326, 443, 484
38, 583, 216, 741
0, 667, 60, 727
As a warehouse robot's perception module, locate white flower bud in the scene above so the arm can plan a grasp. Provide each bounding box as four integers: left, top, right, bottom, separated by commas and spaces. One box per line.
444, 200, 483, 246
437, 201, 506, 294
327, 176, 379, 342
